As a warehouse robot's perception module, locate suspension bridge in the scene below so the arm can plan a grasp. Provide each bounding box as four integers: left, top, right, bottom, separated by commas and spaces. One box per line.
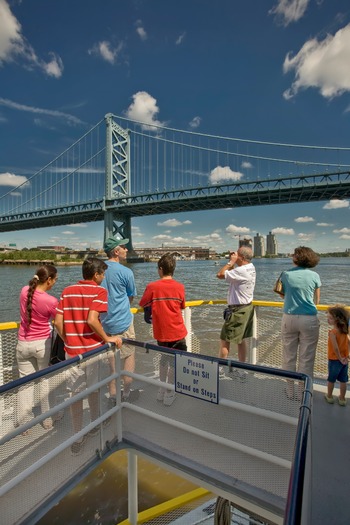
0, 114, 350, 250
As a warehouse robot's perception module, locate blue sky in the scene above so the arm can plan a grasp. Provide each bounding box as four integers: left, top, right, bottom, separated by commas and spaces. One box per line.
0, 0, 350, 254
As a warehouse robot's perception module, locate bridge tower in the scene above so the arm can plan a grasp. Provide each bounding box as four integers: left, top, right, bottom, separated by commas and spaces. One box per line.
104, 114, 138, 258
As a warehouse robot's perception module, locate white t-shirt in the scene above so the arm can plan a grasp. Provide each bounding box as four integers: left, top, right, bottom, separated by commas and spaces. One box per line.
225, 263, 256, 305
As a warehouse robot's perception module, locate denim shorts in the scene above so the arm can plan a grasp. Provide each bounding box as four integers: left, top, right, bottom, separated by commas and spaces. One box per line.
327, 359, 349, 383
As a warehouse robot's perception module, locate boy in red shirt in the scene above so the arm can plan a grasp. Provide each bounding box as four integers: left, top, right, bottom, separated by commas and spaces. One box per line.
55, 258, 122, 454
139, 254, 187, 406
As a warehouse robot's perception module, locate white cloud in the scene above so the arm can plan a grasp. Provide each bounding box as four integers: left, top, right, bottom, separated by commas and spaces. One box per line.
0, 0, 63, 77
294, 216, 314, 223
209, 166, 244, 184
271, 227, 295, 235
183, 220, 192, 225
153, 234, 172, 240
172, 237, 188, 243
62, 231, 75, 235
157, 219, 182, 227
226, 224, 250, 234
194, 233, 222, 243
88, 40, 124, 65
0, 172, 28, 186
68, 223, 87, 228
333, 227, 350, 234
175, 32, 186, 45
42, 52, 64, 78
189, 116, 201, 129
136, 20, 147, 41
339, 234, 350, 239
283, 23, 350, 100
0, 97, 85, 126
323, 199, 349, 209
297, 233, 314, 241
241, 161, 253, 169
125, 91, 164, 130
269, 0, 309, 26
131, 225, 143, 237
316, 222, 333, 226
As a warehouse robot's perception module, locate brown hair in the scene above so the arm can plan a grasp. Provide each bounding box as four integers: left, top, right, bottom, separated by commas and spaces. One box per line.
82, 257, 108, 280
158, 253, 176, 276
327, 305, 349, 335
293, 246, 320, 268
26, 264, 57, 325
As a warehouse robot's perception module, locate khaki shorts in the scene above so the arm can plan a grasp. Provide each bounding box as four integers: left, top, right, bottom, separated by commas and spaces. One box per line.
108, 322, 136, 359
220, 304, 254, 344
65, 355, 100, 394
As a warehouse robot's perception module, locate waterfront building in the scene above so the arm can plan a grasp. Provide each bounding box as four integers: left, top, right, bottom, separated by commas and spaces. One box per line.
134, 246, 211, 260
266, 232, 278, 256
253, 233, 265, 257
238, 238, 252, 249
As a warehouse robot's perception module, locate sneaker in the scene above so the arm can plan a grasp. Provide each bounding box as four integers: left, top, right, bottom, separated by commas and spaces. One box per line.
230, 369, 248, 382
108, 396, 117, 409
88, 417, 111, 437
122, 389, 140, 403
87, 426, 99, 437
219, 366, 226, 378
163, 391, 176, 406
42, 418, 53, 430
157, 388, 166, 401
53, 410, 64, 422
324, 394, 335, 404
70, 436, 86, 456
338, 397, 347, 406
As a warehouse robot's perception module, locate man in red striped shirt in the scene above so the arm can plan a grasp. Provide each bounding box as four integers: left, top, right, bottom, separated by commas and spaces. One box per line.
55, 258, 122, 454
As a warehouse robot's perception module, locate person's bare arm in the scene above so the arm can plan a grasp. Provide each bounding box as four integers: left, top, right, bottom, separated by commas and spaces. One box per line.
54, 313, 65, 342
217, 252, 237, 279
314, 288, 320, 305
330, 332, 347, 364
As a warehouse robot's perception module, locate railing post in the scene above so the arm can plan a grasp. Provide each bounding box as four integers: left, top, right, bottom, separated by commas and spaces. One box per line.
127, 450, 138, 525
248, 307, 258, 365
0, 333, 4, 433
183, 307, 192, 352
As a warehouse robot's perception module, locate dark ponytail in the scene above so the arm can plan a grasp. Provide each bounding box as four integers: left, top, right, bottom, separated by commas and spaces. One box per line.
26, 264, 57, 325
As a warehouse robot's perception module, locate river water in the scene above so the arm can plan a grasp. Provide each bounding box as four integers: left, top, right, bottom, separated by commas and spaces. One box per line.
1, 257, 349, 323
2, 257, 349, 524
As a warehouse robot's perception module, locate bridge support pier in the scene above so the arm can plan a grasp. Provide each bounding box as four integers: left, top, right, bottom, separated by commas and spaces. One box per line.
104, 211, 142, 262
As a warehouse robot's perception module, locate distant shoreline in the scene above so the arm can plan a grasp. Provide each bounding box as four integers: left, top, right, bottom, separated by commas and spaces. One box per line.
0, 260, 83, 266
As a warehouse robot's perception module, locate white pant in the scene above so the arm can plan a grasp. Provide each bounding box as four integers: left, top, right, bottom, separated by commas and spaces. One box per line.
16, 338, 51, 424
281, 314, 320, 377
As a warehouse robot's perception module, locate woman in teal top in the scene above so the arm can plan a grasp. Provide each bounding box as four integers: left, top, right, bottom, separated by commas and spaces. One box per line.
279, 247, 321, 395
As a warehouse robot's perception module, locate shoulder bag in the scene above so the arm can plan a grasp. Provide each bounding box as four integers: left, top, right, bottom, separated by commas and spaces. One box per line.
49, 330, 65, 365
273, 272, 284, 295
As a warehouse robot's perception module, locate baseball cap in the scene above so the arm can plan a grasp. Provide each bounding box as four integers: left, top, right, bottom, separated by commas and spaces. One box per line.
103, 237, 129, 252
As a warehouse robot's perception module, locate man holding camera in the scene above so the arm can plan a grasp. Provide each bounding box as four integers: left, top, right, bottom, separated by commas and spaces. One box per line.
217, 246, 256, 378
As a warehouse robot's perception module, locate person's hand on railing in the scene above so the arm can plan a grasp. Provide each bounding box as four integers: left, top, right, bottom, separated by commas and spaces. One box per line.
107, 335, 123, 349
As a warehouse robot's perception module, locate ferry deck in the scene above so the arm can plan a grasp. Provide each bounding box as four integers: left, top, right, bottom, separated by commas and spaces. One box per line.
0, 300, 349, 525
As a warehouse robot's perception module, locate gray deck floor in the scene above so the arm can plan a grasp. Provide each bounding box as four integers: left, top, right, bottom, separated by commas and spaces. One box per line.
311, 387, 350, 525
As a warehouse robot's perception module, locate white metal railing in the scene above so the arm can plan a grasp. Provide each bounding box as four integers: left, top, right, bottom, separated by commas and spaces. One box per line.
0, 333, 312, 525
0, 299, 331, 524
0, 300, 335, 391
